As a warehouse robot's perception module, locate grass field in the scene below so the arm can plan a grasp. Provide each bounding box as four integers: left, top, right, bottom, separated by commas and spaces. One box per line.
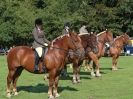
0, 55, 133, 99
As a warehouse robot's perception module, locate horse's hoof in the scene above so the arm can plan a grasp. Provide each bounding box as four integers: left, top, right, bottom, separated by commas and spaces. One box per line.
7, 93, 11, 98
72, 80, 78, 84
112, 68, 118, 71
44, 75, 49, 81
96, 73, 101, 77
77, 79, 81, 83
55, 93, 60, 98
84, 68, 88, 71
14, 92, 18, 96
91, 72, 96, 77
48, 95, 54, 99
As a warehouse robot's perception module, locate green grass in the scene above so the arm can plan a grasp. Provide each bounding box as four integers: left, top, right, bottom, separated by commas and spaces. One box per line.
0, 55, 133, 99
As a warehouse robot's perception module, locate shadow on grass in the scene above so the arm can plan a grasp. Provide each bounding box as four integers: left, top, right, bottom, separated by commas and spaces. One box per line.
18, 83, 78, 93
100, 67, 123, 70
60, 72, 91, 80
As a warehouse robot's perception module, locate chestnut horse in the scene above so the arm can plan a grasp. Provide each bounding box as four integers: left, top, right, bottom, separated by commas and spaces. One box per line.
85, 30, 114, 76
6, 31, 84, 99
109, 33, 130, 70
65, 33, 99, 83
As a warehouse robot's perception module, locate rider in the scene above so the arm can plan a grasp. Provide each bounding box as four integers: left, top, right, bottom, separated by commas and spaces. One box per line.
79, 22, 89, 34
32, 18, 50, 72
62, 22, 71, 34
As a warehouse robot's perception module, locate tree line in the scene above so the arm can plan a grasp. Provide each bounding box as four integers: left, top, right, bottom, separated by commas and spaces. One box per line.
0, 0, 132, 48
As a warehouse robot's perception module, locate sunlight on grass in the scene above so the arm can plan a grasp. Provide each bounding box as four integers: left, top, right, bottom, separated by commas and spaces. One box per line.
0, 55, 133, 99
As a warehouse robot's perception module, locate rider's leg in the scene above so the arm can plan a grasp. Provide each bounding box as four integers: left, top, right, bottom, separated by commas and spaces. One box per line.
34, 47, 42, 72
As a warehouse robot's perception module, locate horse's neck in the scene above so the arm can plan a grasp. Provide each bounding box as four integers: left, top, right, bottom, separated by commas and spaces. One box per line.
98, 35, 106, 50
97, 42, 105, 57
97, 34, 106, 45
114, 38, 124, 48
48, 37, 68, 57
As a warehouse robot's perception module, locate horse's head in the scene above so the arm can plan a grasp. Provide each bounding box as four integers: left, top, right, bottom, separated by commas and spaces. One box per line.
105, 29, 114, 43
66, 31, 85, 58
121, 33, 130, 45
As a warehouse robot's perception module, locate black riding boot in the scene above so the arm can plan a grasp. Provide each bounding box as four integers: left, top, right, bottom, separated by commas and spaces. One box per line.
34, 50, 40, 72
42, 48, 47, 72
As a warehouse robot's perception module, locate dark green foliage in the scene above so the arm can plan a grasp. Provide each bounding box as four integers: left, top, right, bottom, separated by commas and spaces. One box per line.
0, 0, 132, 47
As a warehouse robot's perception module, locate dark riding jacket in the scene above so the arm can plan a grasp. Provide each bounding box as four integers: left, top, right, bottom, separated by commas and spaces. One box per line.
62, 28, 69, 35
32, 27, 50, 48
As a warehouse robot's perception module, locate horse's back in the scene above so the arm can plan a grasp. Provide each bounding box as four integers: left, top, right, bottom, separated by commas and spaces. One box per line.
7, 46, 32, 57
7, 46, 34, 68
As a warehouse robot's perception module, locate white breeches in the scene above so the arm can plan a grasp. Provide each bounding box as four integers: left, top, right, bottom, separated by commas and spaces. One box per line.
35, 47, 43, 57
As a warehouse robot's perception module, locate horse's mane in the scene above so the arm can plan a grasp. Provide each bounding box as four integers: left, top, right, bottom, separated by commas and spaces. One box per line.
114, 35, 123, 41
97, 31, 106, 36
51, 34, 69, 46
113, 35, 125, 46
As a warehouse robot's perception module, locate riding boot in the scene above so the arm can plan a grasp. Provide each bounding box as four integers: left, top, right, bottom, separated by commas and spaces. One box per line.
34, 50, 40, 73
42, 48, 47, 73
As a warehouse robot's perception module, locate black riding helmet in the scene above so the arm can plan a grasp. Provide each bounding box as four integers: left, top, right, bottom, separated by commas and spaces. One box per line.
35, 18, 43, 26
64, 22, 71, 27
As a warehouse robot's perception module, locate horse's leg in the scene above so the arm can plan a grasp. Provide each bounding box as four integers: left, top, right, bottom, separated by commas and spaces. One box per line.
12, 67, 23, 96
7, 69, 16, 97
87, 59, 91, 71
48, 69, 56, 99
84, 60, 91, 71
114, 56, 119, 70
112, 55, 117, 70
72, 63, 78, 84
83, 60, 87, 71
76, 65, 81, 83
92, 61, 101, 77
53, 75, 60, 98
89, 52, 101, 77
